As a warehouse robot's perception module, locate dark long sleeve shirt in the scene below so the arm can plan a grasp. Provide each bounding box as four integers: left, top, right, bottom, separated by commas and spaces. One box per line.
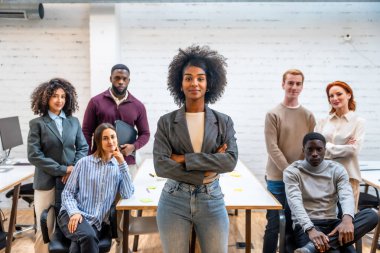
82, 90, 150, 165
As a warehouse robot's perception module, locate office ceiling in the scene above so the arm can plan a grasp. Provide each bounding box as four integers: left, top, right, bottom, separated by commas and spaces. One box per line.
1, 0, 379, 3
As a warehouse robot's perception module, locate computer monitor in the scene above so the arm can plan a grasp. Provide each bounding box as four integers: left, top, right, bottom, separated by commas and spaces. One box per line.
0, 116, 23, 156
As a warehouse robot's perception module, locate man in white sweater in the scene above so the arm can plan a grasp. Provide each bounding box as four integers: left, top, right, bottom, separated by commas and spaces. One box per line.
284, 132, 377, 253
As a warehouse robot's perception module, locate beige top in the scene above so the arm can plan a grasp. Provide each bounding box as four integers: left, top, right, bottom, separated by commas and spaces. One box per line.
265, 103, 316, 181
315, 111, 365, 181
185, 112, 218, 184
186, 112, 205, 153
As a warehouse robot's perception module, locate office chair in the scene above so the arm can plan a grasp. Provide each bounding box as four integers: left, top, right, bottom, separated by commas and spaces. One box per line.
5, 182, 36, 234
40, 178, 117, 253
127, 210, 158, 252
358, 184, 380, 211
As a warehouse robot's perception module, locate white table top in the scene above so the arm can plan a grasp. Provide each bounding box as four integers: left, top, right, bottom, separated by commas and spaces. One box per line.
360, 161, 380, 171
361, 170, 380, 189
117, 158, 282, 211
0, 164, 34, 193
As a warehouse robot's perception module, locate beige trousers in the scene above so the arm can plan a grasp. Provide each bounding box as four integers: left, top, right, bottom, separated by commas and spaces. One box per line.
34, 188, 55, 253
349, 178, 360, 213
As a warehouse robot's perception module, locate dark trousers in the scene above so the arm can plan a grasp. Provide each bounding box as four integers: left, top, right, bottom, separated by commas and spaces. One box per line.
263, 180, 292, 253
263, 191, 286, 253
294, 208, 378, 251
57, 210, 100, 253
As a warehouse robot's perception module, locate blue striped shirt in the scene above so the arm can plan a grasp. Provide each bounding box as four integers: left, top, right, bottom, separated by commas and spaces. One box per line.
61, 155, 134, 230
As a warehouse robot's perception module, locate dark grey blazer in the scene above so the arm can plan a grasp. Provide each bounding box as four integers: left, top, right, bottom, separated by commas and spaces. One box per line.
27, 115, 88, 190
153, 106, 238, 185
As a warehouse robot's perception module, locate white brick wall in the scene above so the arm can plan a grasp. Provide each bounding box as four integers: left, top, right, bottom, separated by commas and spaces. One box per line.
118, 2, 380, 180
0, 2, 379, 188
0, 4, 91, 206
0, 4, 91, 159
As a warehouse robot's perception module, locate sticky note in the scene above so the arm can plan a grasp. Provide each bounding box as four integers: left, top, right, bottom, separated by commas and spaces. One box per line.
234, 188, 243, 192
140, 198, 153, 203
229, 171, 241, 177
147, 186, 157, 190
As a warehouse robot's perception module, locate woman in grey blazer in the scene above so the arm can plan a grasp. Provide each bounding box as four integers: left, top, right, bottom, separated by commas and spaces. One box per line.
27, 78, 88, 253
153, 45, 238, 253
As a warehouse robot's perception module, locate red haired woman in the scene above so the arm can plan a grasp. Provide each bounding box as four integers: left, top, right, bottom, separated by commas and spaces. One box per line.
315, 81, 365, 210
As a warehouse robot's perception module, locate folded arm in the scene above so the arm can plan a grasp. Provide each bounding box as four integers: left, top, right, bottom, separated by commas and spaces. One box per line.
153, 117, 204, 185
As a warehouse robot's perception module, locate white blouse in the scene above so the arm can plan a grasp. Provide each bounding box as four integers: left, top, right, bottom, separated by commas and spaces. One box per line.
315, 111, 365, 181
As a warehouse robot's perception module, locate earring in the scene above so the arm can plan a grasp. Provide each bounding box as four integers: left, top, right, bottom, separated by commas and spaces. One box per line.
206, 89, 209, 92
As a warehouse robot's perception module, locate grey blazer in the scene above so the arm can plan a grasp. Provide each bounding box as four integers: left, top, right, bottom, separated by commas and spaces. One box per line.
153, 106, 238, 185
27, 115, 88, 190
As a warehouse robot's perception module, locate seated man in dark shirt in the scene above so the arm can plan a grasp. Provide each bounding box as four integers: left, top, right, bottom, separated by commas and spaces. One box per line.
284, 132, 378, 253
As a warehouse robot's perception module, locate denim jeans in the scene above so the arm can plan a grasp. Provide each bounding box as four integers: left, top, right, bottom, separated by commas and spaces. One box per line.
263, 180, 287, 253
157, 179, 229, 253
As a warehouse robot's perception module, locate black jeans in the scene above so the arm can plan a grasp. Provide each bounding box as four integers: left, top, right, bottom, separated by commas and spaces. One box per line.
294, 208, 378, 251
57, 210, 101, 253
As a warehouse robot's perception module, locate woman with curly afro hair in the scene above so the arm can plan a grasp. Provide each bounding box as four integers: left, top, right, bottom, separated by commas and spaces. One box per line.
27, 78, 88, 253
153, 45, 238, 253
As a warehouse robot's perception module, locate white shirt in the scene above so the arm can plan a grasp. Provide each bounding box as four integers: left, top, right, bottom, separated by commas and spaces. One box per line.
315, 111, 365, 181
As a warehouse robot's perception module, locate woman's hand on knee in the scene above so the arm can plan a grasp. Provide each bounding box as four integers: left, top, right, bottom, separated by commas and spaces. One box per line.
68, 213, 83, 233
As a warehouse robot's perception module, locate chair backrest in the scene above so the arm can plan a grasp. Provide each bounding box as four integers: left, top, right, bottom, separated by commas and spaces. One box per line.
47, 178, 116, 253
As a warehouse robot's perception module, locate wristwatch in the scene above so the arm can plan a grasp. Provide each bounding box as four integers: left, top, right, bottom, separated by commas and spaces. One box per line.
305, 226, 314, 233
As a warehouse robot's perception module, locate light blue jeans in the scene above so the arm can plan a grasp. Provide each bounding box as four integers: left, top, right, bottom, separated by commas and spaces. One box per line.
157, 179, 229, 253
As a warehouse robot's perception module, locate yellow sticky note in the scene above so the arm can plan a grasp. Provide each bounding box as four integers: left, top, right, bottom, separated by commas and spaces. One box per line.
234, 188, 243, 192
229, 171, 241, 177
140, 198, 153, 203
147, 186, 157, 190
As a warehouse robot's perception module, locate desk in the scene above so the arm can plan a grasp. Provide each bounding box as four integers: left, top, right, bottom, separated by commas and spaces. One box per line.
0, 165, 34, 253
117, 159, 283, 253
361, 169, 380, 253
360, 161, 380, 171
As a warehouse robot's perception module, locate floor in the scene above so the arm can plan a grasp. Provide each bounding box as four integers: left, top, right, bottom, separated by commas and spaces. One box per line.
0, 208, 378, 253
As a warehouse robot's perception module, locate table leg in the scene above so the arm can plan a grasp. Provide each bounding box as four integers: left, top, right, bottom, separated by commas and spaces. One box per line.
5, 183, 20, 253
245, 209, 251, 253
370, 208, 380, 253
123, 210, 130, 253
278, 210, 285, 253
132, 210, 143, 252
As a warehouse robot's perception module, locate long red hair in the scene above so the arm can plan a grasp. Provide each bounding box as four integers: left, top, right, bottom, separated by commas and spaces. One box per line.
326, 81, 356, 114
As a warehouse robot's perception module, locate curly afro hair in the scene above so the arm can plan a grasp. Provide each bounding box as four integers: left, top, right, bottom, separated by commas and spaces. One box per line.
167, 45, 227, 106
30, 78, 79, 116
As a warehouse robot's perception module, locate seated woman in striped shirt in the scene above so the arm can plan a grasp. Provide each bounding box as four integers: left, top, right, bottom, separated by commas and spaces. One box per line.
57, 123, 134, 253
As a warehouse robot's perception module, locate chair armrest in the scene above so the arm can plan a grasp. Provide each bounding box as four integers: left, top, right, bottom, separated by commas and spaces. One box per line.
40, 205, 54, 244
109, 204, 118, 238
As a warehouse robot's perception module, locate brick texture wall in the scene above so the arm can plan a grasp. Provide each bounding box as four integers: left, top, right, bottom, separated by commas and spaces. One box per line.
0, 2, 379, 187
